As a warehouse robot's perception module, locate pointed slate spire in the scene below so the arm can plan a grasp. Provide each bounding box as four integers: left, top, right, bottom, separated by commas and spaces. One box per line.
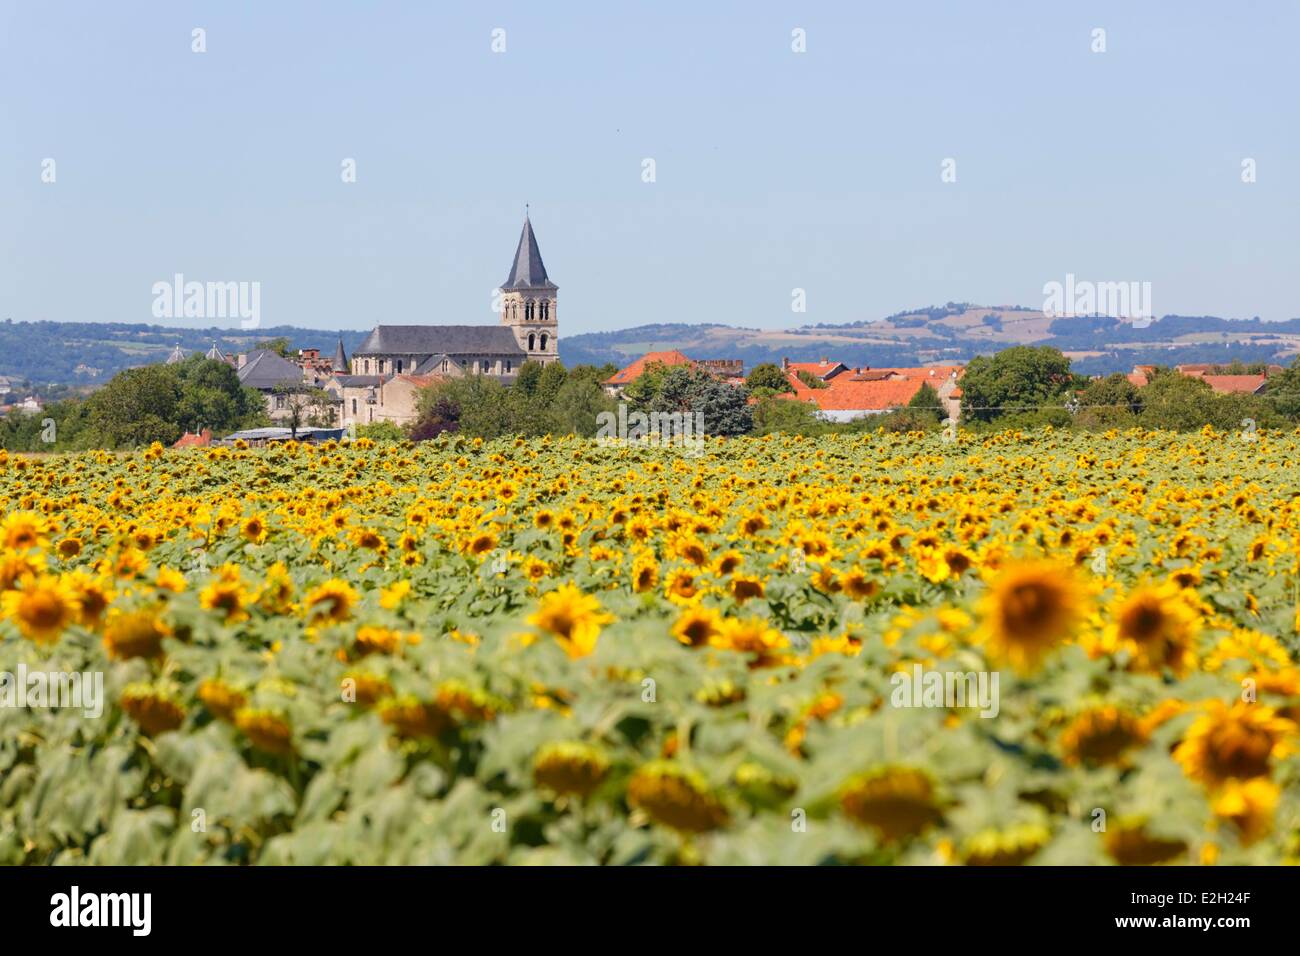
502, 212, 557, 290
205, 341, 226, 362
166, 343, 186, 364
332, 337, 349, 373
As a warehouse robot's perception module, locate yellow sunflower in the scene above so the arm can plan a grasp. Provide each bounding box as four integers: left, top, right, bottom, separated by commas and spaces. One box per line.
838, 766, 942, 843
1173, 700, 1295, 787
533, 741, 610, 799
103, 609, 170, 660
528, 583, 613, 659
627, 761, 728, 833
0, 574, 78, 644
671, 605, 722, 648
1109, 582, 1200, 676
304, 578, 359, 624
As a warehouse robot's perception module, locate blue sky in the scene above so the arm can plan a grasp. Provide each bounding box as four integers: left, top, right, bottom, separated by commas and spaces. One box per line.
2, 1, 1297, 336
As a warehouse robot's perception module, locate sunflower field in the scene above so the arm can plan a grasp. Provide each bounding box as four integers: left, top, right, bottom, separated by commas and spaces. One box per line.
1, 427, 1299, 865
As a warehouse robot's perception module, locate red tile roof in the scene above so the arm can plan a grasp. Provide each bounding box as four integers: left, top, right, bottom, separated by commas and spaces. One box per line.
605, 350, 696, 386
815, 378, 926, 411
1197, 374, 1267, 395
786, 360, 848, 380
173, 428, 212, 448
780, 363, 963, 412
394, 373, 443, 388
1127, 365, 1157, 387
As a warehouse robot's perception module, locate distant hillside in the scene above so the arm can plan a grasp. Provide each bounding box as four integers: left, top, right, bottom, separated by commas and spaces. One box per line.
560, 307, 1300, 375
6, 307, 1300, 387
0, 320, 370, 386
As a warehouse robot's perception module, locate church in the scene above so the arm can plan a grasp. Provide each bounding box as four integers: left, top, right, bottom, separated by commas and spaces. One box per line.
329, 213, 559, 427
349, 213, 558, 380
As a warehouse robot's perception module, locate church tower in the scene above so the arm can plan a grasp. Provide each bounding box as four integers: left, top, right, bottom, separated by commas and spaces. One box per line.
499, 211, 558, 366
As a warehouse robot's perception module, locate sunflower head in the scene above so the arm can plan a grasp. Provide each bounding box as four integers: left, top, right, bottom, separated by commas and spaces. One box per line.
1211, 778, 1279, 846
528, 584, 612, 659
1112, 583, 1199, 676
672, 606, 722, 648
961, 822, 1051, 866
976, 560, 1088, 673
378, 695, 450, 739
121, 684, 186, 736
234, 708, 295, 756
627, 761, 728, 834
2, 511, 49, 551
304, 579, 359, 624
1174, 700, 1296, 787
1060, 706, 1147, 767
1, 575, 77, 644
197, 678, 247, 722
533, 741, 610, 799
103, 610, 170, 660
838, 766, 942, 843
1103, 817, 1187, 866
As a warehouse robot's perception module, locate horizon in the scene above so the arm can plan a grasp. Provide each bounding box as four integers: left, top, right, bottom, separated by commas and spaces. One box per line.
3, 2, 1298, 336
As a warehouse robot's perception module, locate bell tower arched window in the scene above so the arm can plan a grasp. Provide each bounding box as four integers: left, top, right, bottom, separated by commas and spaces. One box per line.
528, 333, 536, 351
540, 300, 549, 321
540, 333, 548, 352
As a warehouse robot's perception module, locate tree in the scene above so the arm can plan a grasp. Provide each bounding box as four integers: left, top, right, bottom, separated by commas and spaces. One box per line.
254, 337, 292, 357
871, 407, 943, 433
275, 384, 332, 439
906, 383, 943, 423
1074, 374, 1141, 430
959, 346, 1077, 422
1262, 355, 1300, 419
408, 395, 460, 440
356, 421, 405, 443
85, 365, 182, 448
414, 375, 511, 439
507, 361, 570, 435
1137, 370, 1216, 431
544, 373, 615, 437
746, 363, 793, 396
174, 356, 266, 435
622, 361, 676, 409
795, 370, 828, 390
752, 394, 821, 434
638, 366, 752, 436
512, 360, 545, 398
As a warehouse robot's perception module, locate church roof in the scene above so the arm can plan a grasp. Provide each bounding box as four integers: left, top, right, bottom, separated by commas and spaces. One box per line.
501, 215, 557, 290
332, 337, 349, 372
165, 344, 186, 364
237, 349, 304, 390
355, 325, 526, 357
204, 342, 226, 362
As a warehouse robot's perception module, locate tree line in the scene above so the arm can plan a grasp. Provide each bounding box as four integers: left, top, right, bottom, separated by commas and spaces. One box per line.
8, 346, 1300, 452
0, 356, 267, 451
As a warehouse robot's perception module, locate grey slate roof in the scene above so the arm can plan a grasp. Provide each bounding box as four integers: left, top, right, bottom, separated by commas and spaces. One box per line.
329, 374, 383, 388
502, 216, 557, 290
220, 426, 348, 444
354, 325, 526, 357
237, 350, 304, 390
205, 342, 227, 362
332, 338, 349, 372
165, 344, 186, 364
